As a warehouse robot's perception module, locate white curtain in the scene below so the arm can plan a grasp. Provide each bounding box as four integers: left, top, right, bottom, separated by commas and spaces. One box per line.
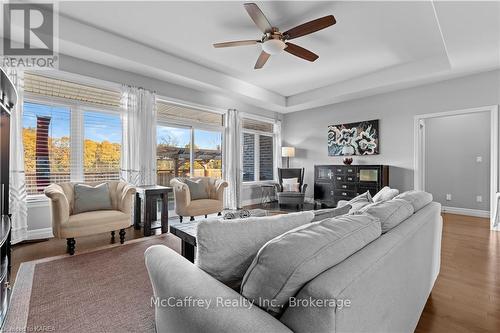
8, 69, 28, 244
120, 86, 157, 186
273, 119, 283, 181
224, 109, 242, 209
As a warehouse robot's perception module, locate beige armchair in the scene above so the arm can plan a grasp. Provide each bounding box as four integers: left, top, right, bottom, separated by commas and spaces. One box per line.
170, 177, 228, 222
44, 180, 136, 255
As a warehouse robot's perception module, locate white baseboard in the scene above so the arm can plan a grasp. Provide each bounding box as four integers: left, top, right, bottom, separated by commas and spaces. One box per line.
27, 227, 54, 240
441, 206, 490, 218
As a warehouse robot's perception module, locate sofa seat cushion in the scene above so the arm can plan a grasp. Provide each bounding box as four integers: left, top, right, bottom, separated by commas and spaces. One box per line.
196, 211, 315, 285
357, 198, 414, 233
186, 199, 223, 216
240, 214, 381, 315
61, 210, 130, 238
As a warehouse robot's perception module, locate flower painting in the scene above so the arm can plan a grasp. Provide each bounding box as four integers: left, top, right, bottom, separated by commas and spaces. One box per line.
328, 120, 379, 156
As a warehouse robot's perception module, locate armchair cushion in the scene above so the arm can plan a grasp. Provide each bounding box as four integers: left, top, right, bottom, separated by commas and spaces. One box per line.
184, 178, 209, 200
282, 178, 300, 192
73, 183, 112, 214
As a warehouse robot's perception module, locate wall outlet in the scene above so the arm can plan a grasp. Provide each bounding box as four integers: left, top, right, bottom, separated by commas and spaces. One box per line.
476, 195, 483, 203
476, 156, 483, 163
446, 194, 452, 201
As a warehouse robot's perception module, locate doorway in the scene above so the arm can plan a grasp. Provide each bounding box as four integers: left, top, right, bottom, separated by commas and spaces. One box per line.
414, 105, 499, 230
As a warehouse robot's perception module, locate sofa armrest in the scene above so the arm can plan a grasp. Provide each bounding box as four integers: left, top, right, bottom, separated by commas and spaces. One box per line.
44, 184, 70, 237
214, 179, 228, 201
145, 245, 292, 333
118, 182, 136, 214
170, 178, 191, 210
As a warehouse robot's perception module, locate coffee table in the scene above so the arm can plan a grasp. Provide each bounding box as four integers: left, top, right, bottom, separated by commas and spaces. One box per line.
169, 209, 270, 262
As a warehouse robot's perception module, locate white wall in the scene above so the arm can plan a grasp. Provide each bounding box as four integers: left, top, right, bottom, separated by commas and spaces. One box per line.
282, 70, 500, 200
425, 112, 490, 211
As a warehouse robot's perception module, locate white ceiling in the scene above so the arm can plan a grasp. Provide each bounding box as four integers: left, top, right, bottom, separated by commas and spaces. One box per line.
28, 1, 500, 112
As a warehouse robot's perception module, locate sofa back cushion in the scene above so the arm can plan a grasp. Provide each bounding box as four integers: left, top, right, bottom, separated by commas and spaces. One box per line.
73, 183, 112, 214
196, 211, 315, 285
372, 186, 400, 202
240, 214, 381, 315
395, 190, 433, 212
357, 198, 414, 233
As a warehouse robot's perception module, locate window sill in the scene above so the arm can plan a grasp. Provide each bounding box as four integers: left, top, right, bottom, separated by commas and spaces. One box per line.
27, 195, 50, 207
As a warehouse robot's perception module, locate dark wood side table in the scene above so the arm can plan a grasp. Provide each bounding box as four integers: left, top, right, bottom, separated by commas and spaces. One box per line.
134, 185, 173, 237
169, 221, 197, 262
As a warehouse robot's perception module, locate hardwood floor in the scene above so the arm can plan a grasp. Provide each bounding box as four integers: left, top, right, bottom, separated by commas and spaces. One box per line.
416, 213, 500, 333
11, 212, 500, 332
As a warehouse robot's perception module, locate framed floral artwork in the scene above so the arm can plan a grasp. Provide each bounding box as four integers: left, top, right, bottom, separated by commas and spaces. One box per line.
327, 120, 379, 156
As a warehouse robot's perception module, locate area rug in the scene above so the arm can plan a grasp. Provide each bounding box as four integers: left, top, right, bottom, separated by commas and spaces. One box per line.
5, 234, 181, 333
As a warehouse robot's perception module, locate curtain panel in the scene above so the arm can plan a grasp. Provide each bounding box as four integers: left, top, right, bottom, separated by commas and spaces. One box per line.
120, 86, 157, 186
273, 119, 283, 181
223, 109, 242, 209
8, 69, 28, 244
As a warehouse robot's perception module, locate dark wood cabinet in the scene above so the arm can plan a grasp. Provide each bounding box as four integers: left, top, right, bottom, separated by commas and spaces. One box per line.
314, 165, 389, 207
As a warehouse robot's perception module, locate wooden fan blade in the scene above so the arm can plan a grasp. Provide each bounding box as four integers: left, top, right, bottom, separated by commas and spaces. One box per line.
284, 42, 319, 62
213, 40, 258, 48
244, 3, 273, 33
254, 51, 270, 69
284, 15, 336, 40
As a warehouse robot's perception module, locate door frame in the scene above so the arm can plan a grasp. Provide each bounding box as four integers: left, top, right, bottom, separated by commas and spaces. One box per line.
414, 105, 499, 230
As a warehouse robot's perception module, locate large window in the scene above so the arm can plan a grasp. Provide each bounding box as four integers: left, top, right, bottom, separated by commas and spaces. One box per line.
23, 73, 122, 196
242, 117, 275, 182
83, 111, 122, 182
156, 101, 224, 187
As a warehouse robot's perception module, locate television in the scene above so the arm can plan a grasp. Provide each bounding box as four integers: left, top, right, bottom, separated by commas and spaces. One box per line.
359, 169, 379, 182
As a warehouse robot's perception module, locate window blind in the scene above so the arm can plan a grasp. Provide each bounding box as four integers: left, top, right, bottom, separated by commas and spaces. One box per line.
24, 73, 121, 108
157, 101, 223, 126
242, 118, 274, 133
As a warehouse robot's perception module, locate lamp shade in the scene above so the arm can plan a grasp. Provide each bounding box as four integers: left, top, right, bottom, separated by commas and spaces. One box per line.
282, 146, 295, 157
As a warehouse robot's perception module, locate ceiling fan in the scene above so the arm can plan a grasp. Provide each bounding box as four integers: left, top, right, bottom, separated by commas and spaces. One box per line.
213, 3, 336, 69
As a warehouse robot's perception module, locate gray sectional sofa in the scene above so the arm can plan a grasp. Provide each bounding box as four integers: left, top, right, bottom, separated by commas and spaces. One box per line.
145, 191, 442, 333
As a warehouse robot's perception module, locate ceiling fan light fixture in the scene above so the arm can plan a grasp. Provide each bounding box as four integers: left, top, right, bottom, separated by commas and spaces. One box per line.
261, 39, 286, 55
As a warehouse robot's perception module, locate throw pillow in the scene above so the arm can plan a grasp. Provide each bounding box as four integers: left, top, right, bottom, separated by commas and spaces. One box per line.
357, 198, 414, 233
312, 204, 352, 222
73, 183, 112, 214
282, 178, 300, 192
346, 191, 373, 213
395, 190, 433, 212
373, 186, 400, 202
195, 211, 315, 285
183, 178, 208, 200
240, 214, 381, 315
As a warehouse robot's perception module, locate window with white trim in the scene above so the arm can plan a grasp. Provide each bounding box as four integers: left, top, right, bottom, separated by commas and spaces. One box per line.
23, 73, 122, 196
242, 117, 275, 182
